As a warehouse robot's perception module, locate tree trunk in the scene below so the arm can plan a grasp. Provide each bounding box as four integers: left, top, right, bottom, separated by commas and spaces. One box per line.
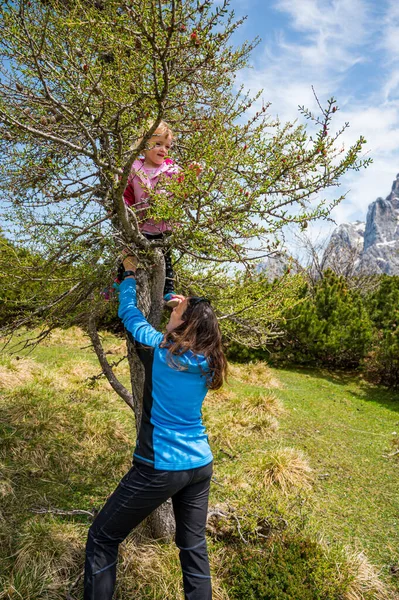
127, 250, 176, 540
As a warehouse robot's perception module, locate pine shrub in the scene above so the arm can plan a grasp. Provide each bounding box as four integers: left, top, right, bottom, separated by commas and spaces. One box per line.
279, 271, 373, 369
223, 534, 354, 600
363, 275, 399, 388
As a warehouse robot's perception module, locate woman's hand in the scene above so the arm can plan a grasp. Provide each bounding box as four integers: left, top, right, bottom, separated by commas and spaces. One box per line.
170, 294, 185, 304
121, 249, 137, 274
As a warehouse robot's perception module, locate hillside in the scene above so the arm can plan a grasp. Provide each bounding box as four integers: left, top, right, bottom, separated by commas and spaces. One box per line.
0, 328, 398, 599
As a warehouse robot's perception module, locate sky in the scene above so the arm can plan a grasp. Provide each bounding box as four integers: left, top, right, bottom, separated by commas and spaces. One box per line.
227, 0, 399, 236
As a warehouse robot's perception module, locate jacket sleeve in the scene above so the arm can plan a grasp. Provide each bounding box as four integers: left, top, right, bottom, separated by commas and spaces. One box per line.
123, 180, 135, 206
118, 278, 164, 348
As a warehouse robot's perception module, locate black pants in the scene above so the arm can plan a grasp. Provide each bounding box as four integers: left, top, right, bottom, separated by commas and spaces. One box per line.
84, 461, 213, 600
143, 232, 174, 295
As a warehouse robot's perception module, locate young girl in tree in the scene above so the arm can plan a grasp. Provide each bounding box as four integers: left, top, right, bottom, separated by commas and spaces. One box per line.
122, 120, 180, 307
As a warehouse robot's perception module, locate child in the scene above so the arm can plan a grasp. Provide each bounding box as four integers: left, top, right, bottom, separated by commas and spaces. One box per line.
123, 120, 180, 307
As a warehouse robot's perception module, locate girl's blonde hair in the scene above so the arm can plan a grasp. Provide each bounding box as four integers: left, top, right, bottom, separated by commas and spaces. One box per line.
151, 120, 173, 139
131, 120, 173, 153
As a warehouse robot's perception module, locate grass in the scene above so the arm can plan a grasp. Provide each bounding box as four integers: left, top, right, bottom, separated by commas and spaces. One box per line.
259, 446, 313, 493
272, 367, 399, 574
0, 329, 398, 599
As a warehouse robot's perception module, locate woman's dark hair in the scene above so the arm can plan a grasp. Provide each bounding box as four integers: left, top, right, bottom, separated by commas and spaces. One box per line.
161, 297, 227, 390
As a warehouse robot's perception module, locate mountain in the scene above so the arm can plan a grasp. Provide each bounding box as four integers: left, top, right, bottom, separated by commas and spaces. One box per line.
321, 221, 365, 276
322, 174, 399, 276
256, 252, 293, 280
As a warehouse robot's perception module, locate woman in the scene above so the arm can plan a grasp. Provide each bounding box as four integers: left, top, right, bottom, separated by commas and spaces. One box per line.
84, 255, 227, 600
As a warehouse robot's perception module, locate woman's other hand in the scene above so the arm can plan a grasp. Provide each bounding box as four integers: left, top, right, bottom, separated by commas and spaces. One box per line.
170, 294, 185, 304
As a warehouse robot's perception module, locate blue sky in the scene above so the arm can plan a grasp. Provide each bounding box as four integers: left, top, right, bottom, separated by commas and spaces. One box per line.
227, 0, 399, 234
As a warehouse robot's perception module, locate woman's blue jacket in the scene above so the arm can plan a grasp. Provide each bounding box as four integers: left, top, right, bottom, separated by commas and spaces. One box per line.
118, 278, 213, 471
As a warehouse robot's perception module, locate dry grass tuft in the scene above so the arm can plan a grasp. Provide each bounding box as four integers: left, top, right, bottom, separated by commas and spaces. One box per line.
0, 562, 62, 600
230, 412, 279, 435
344, 549, 390, 600
208, 410, 278, 453
41, 326, 89, 347
207, 387, 236, 406
228, 362, 282, 389
208, 546, 233, 600
116, 538, 183, 599
207, 423, 238, 454
116, 537, 230, 600
15, 517, 83, 573
260, 447, 313, 494
242, 390, 285, 417
55, 360, 101, 389
248, 413, 279, 434
102, 338, 127, 356
52, 359, 128, 395
82, 411, 132, 444
218, 471, 253, 492
0, 517, 85, 599
0, 356, 41, 389
0, 352, 106, 397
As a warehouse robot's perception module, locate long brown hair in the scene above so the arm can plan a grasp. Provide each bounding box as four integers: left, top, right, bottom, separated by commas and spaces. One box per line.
161, 297, 227, 390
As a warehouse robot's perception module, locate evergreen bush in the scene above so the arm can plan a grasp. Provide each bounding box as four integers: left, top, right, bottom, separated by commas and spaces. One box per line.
274, 270, 373, 369
222, 271, 399, 390
363, 275, 399, 388
0, 233, 44, 328
224, 534, 353, 600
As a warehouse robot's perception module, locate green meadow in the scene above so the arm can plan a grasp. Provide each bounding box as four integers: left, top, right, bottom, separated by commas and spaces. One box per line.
0, 328, 398, 599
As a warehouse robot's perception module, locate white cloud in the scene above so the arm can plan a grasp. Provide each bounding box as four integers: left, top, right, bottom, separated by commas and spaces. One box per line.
383, 27, 399, 56
237, 0, 374, 122
275, 0, 367, 34
273, 0, 371, 68
335, 105, 399, 151
235, 0, 399, 227
382, 1, 399, 58
383, 70, 399, 101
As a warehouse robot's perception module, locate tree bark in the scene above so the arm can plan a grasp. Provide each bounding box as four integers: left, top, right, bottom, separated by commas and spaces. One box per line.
127, 249, 176, 540
87, 316, 134, 410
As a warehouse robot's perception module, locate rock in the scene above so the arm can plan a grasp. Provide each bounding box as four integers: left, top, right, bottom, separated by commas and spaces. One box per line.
321, 221, 365, 276
322, 173, 399, 276
361, 241, 399, 275
363, 198, 399, 250
256, 252, 295, 280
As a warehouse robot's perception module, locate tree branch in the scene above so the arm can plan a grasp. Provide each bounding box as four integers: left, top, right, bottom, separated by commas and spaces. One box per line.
87, 314, 134, 410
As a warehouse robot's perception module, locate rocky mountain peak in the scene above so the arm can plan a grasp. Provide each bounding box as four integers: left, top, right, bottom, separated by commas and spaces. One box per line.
389, 173, 399, 200
363, 195, 399, 251
322, 174, 399, 275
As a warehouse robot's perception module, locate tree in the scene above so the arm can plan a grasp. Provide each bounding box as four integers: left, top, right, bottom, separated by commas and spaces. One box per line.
0, 230, 51, 327
279, 270, 373, 368
364, 275, 399, 388
291, 230, 378, 293
0, 0, 369, 536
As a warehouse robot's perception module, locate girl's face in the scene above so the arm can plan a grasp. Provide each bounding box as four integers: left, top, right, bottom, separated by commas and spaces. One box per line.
144, 132, 172, 167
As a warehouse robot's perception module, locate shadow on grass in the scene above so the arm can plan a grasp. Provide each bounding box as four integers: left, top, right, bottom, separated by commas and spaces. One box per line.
276, 365, 399, 414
